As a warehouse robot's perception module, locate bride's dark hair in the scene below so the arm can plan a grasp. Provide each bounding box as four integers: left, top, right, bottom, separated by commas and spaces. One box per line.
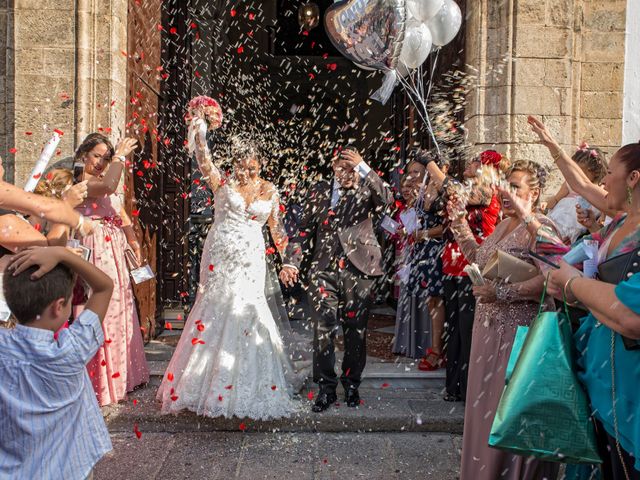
229, 135, 263, 165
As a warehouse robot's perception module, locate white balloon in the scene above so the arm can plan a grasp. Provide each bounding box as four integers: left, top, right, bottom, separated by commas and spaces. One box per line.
407, 0, 445, 23
398, 21, 433, 69
427, 0, 462, 47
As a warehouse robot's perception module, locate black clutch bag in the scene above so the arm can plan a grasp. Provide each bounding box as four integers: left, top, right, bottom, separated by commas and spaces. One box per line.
597, 247, 640, 350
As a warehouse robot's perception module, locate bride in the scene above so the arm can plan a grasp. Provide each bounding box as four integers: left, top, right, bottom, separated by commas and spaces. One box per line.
157, 97, 301, 419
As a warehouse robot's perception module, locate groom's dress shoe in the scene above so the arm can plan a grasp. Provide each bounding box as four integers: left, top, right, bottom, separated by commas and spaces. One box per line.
312, 392, 337, 413
345, 389, 360, 407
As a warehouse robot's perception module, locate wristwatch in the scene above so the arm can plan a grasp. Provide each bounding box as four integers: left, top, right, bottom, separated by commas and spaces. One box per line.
113, 155, 126, 163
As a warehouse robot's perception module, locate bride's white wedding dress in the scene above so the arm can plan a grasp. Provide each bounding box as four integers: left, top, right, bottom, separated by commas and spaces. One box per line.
157, 182, 300, 420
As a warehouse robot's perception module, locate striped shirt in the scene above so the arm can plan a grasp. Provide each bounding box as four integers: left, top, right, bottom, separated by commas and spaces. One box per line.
0, 309, 112, 479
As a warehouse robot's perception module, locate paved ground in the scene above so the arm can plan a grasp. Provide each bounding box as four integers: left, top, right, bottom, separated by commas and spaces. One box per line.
95, 432, 462, 480
95, 310, 464, 479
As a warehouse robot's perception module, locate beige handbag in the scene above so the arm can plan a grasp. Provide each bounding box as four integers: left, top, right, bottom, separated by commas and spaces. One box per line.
482, 250, 538, 284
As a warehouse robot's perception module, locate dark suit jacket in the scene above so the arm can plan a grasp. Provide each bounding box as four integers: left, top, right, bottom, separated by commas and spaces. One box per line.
285, 170, 393, 277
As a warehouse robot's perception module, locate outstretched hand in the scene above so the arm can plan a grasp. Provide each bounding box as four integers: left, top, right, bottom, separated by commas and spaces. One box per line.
114, 138, 139, 158
62, 181, 88, 208
496, 186, 531, 220
527, 116, 557, 148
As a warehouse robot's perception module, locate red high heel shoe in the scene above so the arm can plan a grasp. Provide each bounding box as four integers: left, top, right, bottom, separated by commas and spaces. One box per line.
418, 348, 445, 371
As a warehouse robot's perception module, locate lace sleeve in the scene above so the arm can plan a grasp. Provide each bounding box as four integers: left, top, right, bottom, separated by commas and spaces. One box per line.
449, 219, 480, 264
190, 119, 222, 191
267, 188, 289, 254
495, 275, 545, 303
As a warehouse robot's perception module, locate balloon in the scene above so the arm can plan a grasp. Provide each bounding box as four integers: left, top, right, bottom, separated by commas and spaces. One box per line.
398, 20, 432, 69
325, 0, 407, 70
406, 0, 444, 23
426, 0, 462, 46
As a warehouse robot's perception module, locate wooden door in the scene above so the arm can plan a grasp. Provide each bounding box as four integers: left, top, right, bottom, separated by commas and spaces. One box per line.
157, 0, 192, 307
126, 0, 163, 340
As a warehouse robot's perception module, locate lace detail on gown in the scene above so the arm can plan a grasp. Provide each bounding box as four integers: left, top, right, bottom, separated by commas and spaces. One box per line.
157, 184, 301, 419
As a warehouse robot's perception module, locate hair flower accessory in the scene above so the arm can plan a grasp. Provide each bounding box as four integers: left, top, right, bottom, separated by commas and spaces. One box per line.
479, 150, 503, 168
590, 149, 598, 158
578, 141, 590, 151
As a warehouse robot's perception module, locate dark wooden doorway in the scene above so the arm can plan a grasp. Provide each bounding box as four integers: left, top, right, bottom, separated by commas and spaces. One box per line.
126, 0, 193, 336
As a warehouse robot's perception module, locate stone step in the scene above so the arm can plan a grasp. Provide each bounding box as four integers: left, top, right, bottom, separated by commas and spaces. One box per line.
104, 381, 464, 435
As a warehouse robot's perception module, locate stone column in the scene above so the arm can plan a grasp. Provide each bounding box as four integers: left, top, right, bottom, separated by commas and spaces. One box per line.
8, 0, 128, 186
465, 0, 627, 192
0, 0, 14, 182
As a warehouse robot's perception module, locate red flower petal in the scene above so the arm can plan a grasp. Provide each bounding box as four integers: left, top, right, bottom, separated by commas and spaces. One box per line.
307, 391, 314, 400
112, 372, 121, 379
196, 324, 205, 332
208, 264, 214, 271
165, 322, 173, 330
239, 422, 247, 431
271, 385, 277, 391
167, 372, 174, 382
134, 423, 142, 439
225, 385, 233, 390
170, 394, 179, 401
381, 382, 390, 389
218, 395, 223, 401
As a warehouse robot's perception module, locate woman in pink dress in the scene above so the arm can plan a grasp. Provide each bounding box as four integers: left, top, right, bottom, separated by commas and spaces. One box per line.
75, 133, 149, 406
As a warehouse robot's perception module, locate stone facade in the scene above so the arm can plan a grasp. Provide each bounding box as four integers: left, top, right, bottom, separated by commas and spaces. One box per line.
2, 0, 631, 194
465, 0, 628, 192
3, 0, 128, 186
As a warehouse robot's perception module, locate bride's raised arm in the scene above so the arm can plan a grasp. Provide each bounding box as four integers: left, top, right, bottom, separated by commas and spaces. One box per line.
191, 120, 222, 192
186, 96, 224, 192
267, 187, 289, 254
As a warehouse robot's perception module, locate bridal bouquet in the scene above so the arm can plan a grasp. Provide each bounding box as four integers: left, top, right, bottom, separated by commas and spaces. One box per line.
186, 96, 223, 155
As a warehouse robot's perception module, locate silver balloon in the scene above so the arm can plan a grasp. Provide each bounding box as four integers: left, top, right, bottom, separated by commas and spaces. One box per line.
325, 0, 407, 70
426, 0, 462, 46
406, 0, 444, 23
398, 19, 432, 69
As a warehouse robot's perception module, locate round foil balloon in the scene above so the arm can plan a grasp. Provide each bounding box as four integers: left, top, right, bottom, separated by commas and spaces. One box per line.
398, 19, 432, 69
407, 0, 444, 23
325, 0, 407, 70
427, 0, 462, 46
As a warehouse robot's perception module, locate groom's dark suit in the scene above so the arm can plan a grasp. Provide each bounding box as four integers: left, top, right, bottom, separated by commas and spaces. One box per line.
285, 165, 393, 396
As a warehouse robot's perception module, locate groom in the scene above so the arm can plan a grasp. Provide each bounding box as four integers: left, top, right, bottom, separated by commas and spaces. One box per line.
280, 148, 393, 412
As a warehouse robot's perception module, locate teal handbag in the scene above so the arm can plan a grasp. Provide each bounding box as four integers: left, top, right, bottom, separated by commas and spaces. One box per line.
488, 282, 601, 464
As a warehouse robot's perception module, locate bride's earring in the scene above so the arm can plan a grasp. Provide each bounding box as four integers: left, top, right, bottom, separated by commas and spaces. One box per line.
627, 186, 634, 206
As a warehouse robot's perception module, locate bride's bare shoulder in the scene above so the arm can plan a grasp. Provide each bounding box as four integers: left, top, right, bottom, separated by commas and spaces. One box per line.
260, 179, 277, 196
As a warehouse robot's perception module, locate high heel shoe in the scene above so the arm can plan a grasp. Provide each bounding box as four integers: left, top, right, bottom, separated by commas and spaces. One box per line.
418, 348, 445, 371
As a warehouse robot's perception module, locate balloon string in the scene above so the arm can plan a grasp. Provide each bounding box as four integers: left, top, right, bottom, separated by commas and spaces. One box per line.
396, 71, 441, 157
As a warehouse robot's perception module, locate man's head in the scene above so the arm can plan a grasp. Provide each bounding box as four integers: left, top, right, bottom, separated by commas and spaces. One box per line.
4, 264, 74, 330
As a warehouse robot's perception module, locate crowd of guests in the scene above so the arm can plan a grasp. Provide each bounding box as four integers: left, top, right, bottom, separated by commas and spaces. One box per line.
0, 113, 639, 480
0, 133, 149, 478
384, 116, 640, 479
